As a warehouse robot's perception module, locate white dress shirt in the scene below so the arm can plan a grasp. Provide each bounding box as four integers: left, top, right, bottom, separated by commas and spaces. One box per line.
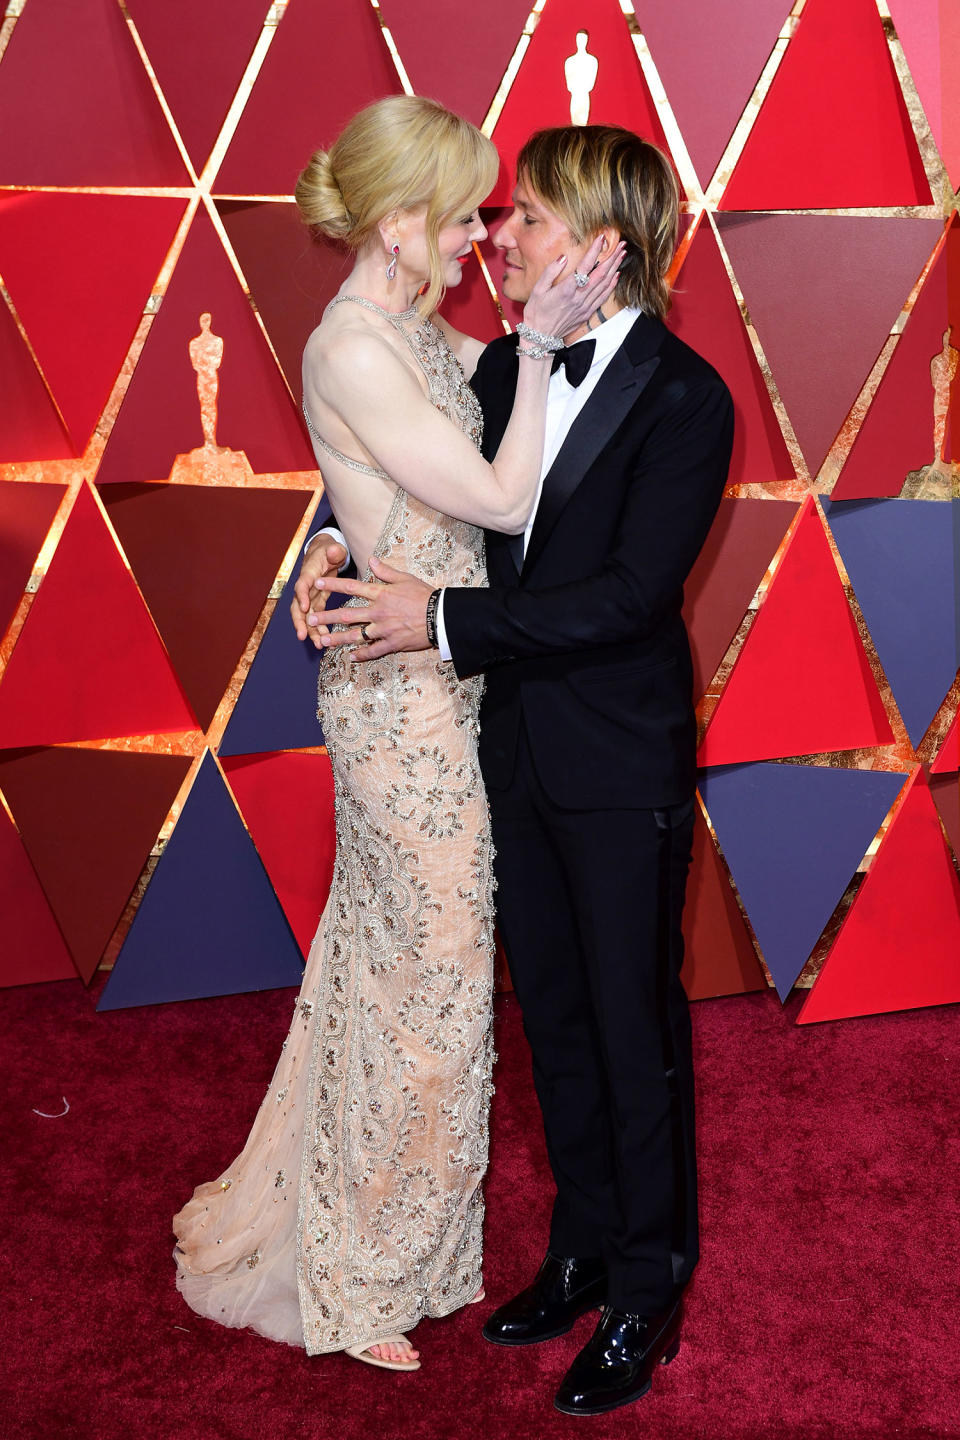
309, 306, 642, 661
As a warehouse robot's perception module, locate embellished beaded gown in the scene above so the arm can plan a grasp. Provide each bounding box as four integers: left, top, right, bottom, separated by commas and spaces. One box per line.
173, 300, 496, 1355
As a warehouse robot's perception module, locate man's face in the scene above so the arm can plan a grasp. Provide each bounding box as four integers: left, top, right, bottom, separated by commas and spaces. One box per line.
492, 173, 593, 304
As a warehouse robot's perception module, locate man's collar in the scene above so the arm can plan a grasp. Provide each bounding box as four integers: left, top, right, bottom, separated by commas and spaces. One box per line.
566, 306, 641, 366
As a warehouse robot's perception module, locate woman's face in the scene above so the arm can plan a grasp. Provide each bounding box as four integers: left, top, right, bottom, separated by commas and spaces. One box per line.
436, 208, 489, 286
396, 205, 489, 287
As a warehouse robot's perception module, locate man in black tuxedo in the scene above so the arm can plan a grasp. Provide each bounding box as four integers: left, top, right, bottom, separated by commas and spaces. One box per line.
296, 125, 733, 1416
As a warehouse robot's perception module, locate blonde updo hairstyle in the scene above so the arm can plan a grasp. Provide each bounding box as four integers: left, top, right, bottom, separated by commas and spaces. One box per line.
296, 95, 498, 315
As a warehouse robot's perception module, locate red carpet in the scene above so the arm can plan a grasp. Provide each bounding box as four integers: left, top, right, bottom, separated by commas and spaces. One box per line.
2, 980, 958, 1440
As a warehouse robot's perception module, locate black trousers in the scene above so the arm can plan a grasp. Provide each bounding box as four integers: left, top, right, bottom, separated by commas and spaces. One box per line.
488, 724, 698, 1314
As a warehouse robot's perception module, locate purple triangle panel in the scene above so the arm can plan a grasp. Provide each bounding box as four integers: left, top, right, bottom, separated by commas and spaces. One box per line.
716, 214, 944, 476
97, 752, 303, 1009
699, 762, 907, 1000
218, 497, 348, 755
634, 0, 791, 187
824, 498, 960, 748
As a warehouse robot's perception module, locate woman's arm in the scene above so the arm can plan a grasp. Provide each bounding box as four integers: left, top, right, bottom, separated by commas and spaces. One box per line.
305, 240, 622, 534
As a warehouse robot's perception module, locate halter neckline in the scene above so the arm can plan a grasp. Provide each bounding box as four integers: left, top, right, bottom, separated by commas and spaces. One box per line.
330, 294, 421, 323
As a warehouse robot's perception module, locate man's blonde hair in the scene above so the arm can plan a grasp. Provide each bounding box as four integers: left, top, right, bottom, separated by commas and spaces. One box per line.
517, 126, 679, 319
296, 95, 498, 314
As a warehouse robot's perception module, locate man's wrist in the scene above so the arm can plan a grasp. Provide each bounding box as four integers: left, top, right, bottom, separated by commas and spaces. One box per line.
304, 526, 350, 572
435, 590, 452, 662
425, 589, 442, 648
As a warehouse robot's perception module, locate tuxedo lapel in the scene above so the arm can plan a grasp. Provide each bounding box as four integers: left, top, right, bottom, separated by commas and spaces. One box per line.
522, 316, 663, 574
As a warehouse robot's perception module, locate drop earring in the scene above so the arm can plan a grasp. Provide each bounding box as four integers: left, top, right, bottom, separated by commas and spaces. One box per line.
386, 243, 400, 281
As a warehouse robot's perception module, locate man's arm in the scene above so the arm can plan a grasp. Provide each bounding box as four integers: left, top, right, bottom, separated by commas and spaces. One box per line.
315, 376, 732, 668
290, 530, 349, 647
444, 377, 733, 675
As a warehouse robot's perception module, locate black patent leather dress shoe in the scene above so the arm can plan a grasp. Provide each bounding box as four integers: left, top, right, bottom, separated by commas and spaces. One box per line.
553, 1298, 683, 1416
482, 1252, 607, 1346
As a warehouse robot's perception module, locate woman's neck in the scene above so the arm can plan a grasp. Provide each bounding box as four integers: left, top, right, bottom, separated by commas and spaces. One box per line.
340, 251, 425, 314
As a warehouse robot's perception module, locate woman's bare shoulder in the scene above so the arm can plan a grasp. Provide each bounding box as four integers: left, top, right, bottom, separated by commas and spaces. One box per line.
303, 310, 409, 397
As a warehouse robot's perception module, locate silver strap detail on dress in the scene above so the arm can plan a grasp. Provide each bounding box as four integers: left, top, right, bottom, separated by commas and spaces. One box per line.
302, 401, 389, 480
325, 294, 420, 325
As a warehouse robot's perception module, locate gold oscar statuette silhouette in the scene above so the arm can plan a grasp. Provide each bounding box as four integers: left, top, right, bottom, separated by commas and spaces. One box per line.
189, 312, 224, 450
931, 326, 957, 471
168, 312, 255, 484
564, 31, 598, 127
902, 325, 957, 499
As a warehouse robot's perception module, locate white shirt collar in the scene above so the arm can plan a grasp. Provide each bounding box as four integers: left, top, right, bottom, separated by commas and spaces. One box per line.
567, 305, 641, 367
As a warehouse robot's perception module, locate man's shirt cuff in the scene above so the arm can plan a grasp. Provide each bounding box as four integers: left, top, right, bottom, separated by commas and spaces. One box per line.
436, 589, 452, 662
304, 527, 351, 572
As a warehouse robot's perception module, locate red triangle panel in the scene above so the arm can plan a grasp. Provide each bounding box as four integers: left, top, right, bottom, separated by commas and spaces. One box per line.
0, 482, 66, 642
669, 224, 796, 486
0, 194, 185, 452
798, 769, 960, 1022
931, 772, 960, 860
699, 498, 894, 766
101, 484, 313, 730
126, 0, 272, 172
0, 486, 196, 747
0, 748, 191, 984
634, 0, 792, 189
932, 710, 960, 775
218, 200, 352, 394
487, 0, 674, 206
0, 0, 187, 186
833, 221, 956, 500
222, 751, 336, 958
0, 302, 72, 464
96, 210, 315, 484
377, 0, 535, 127
939, 3, 960, 192
0, 806, 76, 989
888, 0, 960, 191
681, 803, 767, 1000
721, 0, 931, 209
717, 214, 944, 477
214, 0, 401, 196
682, 497, 798, 702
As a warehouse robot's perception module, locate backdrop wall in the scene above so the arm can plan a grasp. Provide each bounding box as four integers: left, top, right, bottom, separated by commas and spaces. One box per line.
0, 0, 957, 1024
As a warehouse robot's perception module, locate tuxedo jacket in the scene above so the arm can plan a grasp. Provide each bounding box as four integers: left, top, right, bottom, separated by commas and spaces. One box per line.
443, 314, 734, 811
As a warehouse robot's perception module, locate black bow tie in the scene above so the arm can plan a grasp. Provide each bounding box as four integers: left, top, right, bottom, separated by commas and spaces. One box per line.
551, 338, 596, 387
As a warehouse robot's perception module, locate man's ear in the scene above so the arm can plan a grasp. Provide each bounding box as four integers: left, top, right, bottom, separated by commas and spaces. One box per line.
596, 225, 622, 254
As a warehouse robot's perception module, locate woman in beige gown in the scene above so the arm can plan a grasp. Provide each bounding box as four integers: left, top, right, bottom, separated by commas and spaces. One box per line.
173, 96, 620, 1371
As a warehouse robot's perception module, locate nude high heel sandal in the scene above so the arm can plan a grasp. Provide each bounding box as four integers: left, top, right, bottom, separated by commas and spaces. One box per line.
345, 1337, 421, 1372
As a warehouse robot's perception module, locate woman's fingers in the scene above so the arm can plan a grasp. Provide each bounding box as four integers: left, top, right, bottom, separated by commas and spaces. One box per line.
320, 609, 373, 646
319, 575, 382, 600
581, 232, 607, 273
